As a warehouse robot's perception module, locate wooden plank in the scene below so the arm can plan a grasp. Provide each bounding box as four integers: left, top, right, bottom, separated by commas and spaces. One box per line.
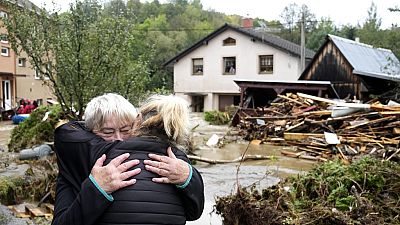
379, 111, 400, 115
371, 104, 400, 111
25, 205, 45, 217
284, 133, 324, 141
297, 92, 371, 109
277, 94, 308, 107
8, 205, 31, 218
300, 110, 332, 116
344, 116, 396, 130
285, 121, 304, 131
42, 203, 54, 213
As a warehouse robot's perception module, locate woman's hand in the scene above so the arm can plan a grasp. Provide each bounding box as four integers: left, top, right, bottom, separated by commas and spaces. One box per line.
144, 147, 190, 185
91, 153, 141, 193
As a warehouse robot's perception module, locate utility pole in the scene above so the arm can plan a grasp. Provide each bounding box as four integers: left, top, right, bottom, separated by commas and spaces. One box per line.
300, 11, 306, 72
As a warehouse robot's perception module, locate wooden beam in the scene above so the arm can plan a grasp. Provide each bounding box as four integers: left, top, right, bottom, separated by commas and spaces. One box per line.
297, 92, 370, 109
284, 132, 324, 140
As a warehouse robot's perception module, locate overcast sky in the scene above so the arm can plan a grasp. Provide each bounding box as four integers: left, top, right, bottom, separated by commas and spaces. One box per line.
30, 0, 399, 29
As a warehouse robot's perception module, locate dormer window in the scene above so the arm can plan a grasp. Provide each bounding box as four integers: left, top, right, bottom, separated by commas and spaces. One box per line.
223, 37, 236, 46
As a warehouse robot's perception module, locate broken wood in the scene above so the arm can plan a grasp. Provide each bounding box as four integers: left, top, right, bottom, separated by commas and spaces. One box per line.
277, 94, 308, 107
284, 133, 324, 141
344, 116, 396, 130
188, 154, 273, 164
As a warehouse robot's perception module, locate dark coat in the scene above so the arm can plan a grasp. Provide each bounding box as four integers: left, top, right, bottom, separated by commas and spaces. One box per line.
96, 136, 204, 225
52, 121, 204, 225
52, 121, 118, 225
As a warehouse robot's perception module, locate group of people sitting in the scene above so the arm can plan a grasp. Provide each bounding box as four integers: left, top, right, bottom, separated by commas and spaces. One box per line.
11, 99, 39, 124
16, 99, 38, 114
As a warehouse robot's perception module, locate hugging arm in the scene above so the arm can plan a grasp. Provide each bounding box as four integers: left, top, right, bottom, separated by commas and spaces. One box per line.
144, 147, 205, 220
51, 175, 112, 225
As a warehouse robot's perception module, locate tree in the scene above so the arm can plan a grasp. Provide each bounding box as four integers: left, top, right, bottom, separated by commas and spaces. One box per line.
357, 2, 383, 46
279, 3, 316, 44
2, 0, 150, 119
306, 17, 336, 51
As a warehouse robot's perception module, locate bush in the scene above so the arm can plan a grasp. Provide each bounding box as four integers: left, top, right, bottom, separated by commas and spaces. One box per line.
204, 110, 231, 125
8, 105, 65, 152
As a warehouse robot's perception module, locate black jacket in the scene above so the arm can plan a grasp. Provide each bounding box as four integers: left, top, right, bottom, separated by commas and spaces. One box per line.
52, 121, 118, 225
96, 136, 204, 225
52, 121, 204, 225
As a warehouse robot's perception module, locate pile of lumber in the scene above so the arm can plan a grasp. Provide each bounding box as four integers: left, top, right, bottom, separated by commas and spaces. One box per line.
236, 93, 400, 162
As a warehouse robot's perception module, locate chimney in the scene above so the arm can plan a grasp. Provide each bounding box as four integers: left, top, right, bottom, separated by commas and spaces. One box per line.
242, 18, 253, 29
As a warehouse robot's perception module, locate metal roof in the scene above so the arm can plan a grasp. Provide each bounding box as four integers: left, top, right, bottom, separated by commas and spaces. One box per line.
329, 34, 400, 81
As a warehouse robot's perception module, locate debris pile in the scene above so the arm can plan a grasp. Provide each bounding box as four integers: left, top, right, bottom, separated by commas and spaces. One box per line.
215, 157, 400, 225
235, 93, 400, 162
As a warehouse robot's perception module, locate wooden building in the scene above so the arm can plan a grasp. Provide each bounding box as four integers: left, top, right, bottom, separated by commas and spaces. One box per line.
299, 35, 400, 100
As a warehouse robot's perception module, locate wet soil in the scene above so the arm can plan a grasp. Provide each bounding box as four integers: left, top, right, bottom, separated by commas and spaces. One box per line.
0, 115, 317, 225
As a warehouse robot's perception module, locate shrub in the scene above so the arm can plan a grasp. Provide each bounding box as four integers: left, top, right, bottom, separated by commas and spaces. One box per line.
8, 105, 65, 152
204, 110, 231, 125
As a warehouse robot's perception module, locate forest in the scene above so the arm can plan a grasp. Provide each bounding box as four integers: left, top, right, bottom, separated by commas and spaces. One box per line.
2, 0, 399, 119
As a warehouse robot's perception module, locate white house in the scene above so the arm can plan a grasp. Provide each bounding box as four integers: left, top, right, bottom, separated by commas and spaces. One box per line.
164, 23, 315, 112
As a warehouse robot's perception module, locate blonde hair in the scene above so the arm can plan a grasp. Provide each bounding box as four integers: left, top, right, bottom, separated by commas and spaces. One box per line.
84, 93, 138, 131
135, 95, 190, 148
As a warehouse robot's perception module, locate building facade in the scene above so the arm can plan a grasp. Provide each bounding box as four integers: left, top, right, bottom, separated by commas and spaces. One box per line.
165, 23, 315, 112
0, 2, 53, 113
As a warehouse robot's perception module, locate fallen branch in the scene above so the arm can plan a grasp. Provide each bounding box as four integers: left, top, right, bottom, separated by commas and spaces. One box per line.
187, 154, 273, 164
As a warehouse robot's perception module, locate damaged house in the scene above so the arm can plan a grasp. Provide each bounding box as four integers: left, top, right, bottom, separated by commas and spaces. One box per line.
299, 34, 400, 100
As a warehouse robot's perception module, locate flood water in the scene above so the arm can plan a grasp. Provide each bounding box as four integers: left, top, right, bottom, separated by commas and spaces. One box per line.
0, 118, 317, 225
187, 142, 316, 225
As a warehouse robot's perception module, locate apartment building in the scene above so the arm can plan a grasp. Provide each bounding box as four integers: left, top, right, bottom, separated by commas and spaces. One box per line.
0, 1, 53, 114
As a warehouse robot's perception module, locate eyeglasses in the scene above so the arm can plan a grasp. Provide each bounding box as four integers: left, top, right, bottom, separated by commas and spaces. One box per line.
97, 124, 133, 137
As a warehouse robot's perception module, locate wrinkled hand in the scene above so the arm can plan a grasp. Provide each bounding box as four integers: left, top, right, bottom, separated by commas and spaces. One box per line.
144, 147, 189, 185
91, 153, 141, 193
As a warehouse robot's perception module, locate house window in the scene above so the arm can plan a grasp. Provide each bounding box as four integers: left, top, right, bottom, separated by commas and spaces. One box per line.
259, 55, 273, 73
0, 11, 8, 18
18, 58, 26, 67
0, 34, 8, 43
1, 47, 9, 56
223, 37, 236, 46
192, 58, 203, 75
223, 57, 236, 75
34, 67, 41, 79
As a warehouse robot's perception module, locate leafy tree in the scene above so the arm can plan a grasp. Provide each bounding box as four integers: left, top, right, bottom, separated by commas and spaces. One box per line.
357, 2, 383, 46
306, 18, 336, 51
2, 0, 150, 119
279, 3, 316, 44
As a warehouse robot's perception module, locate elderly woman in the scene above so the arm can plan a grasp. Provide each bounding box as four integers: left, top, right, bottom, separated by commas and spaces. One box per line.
89, 94, 203, 225
53, 94, 204, 225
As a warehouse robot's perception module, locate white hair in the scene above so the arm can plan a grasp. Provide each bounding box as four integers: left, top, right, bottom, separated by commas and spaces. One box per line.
136, 94, 190, 147
84, 93, 138, 131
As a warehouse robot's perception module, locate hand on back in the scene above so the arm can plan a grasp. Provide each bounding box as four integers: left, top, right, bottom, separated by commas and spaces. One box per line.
144, 147, 190, 185
91, 153, 141, 193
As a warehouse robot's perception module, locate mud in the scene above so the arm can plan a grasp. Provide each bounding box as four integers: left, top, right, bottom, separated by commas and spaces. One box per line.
0, 115, 317, 225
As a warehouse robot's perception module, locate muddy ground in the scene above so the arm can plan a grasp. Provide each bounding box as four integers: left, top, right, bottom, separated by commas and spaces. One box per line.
0, 114, 316, 225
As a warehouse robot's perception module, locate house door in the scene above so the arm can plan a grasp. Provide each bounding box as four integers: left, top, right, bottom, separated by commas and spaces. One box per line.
191, 95, 204, 112
2, 80, 11, 110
